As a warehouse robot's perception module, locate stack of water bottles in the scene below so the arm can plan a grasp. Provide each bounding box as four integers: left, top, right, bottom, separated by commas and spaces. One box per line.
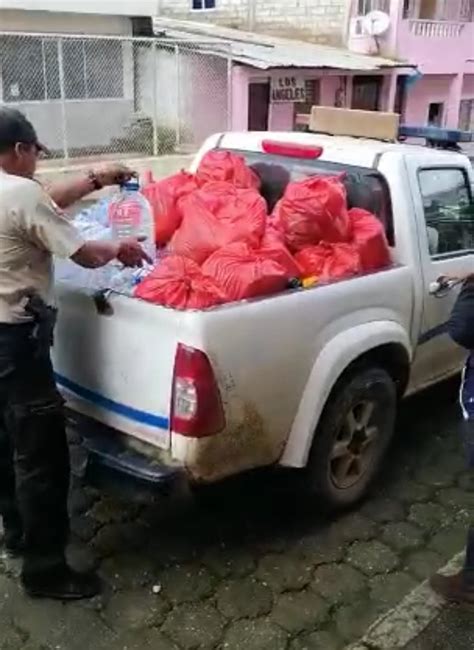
55, 179, 156, 294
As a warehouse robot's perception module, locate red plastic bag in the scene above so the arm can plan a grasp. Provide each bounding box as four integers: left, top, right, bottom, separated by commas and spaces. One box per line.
196, 150, 260, 189
295, 242, 361, 282
349, 208, 391, 272
260, 225, 302, 278
169, 185, 266, 264
261, 221, 285, 246
197, 182, 267, 246
273, 176, 351, 251
142, 172, 198, 246
134, 256, 226, 310
202, 242, 289, 302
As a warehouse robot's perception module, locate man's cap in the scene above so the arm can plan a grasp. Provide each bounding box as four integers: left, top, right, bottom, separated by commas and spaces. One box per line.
0, 108, 50, 155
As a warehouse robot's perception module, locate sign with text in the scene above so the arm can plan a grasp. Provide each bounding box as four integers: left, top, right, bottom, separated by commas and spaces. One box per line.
271, 76, 307, 103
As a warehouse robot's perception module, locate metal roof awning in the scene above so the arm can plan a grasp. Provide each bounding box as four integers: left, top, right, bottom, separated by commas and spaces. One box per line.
152, 17, 413, 72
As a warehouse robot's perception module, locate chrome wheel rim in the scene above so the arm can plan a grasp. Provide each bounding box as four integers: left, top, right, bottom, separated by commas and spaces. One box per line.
329, 400, 379, 490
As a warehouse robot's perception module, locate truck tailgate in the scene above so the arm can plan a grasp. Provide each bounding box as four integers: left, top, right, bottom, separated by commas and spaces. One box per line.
53, 286, 181, 450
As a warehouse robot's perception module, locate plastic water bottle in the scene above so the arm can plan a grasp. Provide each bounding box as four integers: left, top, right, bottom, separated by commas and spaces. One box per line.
109, 180, 156, 262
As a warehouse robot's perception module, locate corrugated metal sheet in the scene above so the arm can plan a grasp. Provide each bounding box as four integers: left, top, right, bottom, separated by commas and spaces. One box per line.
152, 17, 411, 71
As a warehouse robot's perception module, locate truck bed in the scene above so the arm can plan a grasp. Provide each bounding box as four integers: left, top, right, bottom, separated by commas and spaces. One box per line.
53, 263, 413, 481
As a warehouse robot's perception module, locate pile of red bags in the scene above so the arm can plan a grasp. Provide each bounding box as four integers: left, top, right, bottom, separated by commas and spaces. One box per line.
142, 171, 198, 246
135, 151, 391, 310
202, 243, 289, 302
273, 175, 391, 281
168, 182, 267, 264
295, 243, 362, 281
273, 175, 351, 251
348, 207, 391, 272
195, 150, 261, 189
134, 256, 227, 311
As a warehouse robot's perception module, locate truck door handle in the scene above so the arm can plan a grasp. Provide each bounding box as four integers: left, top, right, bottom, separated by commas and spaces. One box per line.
429, 277, 461, 298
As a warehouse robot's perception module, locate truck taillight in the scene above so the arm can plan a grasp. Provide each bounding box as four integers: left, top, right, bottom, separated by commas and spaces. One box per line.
171, 344, 225, 438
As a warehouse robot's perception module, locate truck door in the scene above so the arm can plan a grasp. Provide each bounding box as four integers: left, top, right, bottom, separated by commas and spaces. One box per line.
409, 163, 474, 387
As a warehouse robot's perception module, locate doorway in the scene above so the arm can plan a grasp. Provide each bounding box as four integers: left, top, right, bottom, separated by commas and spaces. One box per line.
352, 76, 382, 111
248, 82, 270, 131
418, 0, 438, 20
394, 76, 408, 121
428, 102, 444, 126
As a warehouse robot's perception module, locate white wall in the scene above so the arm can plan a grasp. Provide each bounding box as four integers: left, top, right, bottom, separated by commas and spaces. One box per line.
0, 9, 134, 34
159, 0, 347, 45
0, 0, 159, 18
0, 11, 136, 153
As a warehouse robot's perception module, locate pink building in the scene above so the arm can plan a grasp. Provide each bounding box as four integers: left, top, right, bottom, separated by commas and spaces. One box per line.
349, 0, 474, 130
154, 17, 413, 135
156, 0, 473, 139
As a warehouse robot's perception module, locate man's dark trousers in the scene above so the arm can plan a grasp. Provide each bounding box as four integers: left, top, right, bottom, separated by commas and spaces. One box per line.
0, 322, 69, 577
459, 357, 474, 587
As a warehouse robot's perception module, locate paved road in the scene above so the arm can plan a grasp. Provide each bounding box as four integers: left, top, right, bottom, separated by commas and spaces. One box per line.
405, 607, 474, 650
1, 379, 472, 650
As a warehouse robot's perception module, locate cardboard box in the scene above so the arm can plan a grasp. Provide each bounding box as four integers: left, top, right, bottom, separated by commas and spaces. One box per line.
309, 106, 400, 141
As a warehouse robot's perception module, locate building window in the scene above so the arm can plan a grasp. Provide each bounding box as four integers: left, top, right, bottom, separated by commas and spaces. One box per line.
403, 0, 414, 18
459, 99, 474, 131
357, 0, 390, 15
0, 36, 123, 102
192, 0, 216, 9
460, 0, 474, 22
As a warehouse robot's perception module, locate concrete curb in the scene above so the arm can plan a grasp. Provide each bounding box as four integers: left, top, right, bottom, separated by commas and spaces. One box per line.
346, 552, 464, 650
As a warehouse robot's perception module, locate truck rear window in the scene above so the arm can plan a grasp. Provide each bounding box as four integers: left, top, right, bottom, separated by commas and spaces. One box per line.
219, 148, 395, 246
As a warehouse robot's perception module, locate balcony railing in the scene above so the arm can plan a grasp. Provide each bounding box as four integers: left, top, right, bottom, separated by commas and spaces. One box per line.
409, 19, 466, 38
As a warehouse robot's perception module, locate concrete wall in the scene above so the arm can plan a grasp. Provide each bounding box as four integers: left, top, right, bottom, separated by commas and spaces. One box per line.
0, 11, 138, 153
10, 99, 136, 152
0, 1, 159, 17
159, 0, 348, 45
0, 9, 133, 34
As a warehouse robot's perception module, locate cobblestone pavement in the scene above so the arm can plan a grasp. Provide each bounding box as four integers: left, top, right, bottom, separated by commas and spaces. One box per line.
1, 379, 472, 650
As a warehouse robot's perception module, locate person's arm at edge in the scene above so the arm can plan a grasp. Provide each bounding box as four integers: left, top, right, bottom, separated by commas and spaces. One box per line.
45, 164, 135, 209
71, 237, 152, 269
72, 240, 120, 269
47, 172, 97, 210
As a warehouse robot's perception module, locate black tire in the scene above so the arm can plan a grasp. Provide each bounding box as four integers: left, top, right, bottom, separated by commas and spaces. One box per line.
304, 366, 396, 511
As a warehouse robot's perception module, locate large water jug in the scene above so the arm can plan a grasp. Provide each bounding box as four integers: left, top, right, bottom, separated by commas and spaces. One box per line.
109, 179, 156, 261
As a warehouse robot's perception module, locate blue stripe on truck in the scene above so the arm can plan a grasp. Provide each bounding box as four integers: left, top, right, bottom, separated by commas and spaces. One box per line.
55, 373, 170, 431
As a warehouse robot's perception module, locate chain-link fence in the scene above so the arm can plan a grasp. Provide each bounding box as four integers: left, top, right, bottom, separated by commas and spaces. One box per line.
0, 32, 232, 161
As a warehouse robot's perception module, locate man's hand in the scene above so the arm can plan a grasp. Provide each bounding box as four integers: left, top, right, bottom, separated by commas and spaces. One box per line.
73, 238, 152, 269
117, 238, 152, 268
94, 163, 136, 188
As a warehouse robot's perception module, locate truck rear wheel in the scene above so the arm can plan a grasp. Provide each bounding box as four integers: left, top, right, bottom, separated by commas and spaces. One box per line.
305, 366, 396, 511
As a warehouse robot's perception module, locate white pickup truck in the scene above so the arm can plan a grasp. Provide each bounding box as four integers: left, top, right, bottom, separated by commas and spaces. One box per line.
54, 125, 474, 510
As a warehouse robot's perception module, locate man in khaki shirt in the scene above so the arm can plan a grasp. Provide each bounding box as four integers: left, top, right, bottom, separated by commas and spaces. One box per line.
0, 108, 150, 600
